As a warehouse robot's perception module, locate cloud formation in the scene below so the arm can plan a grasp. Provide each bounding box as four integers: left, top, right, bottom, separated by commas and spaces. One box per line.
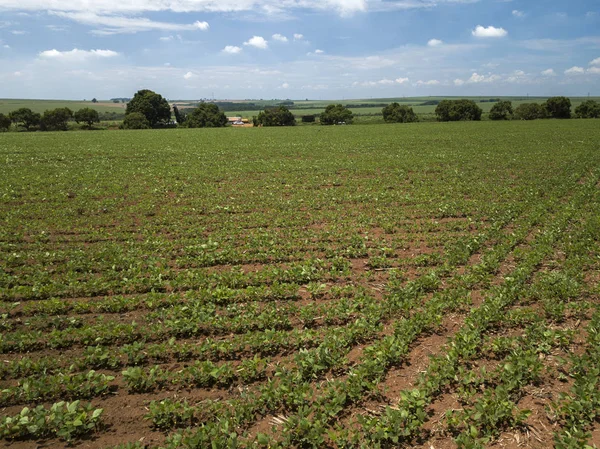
427, 39, 443, 47
272, 33, 288, 42
244, 36, 268, 49
472, 25, 508, 38
50, 12, 209, 34
223, 45, 242, 54
38, 48, 119, 60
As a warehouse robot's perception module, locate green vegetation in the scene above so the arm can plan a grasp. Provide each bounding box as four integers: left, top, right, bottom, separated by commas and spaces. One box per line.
435, 99, 482, 121
125, 89, 171, 128
1, 120, 600, 447
489, 100, 514, 120
40, 107, 73, 131
382, 103, 418, 123
575, 99, 600, 118
181, 103, 228, 128
319, 104, 353, 125
254, 105, 296, 126
74, 108, 100, 129
514, 103, 547, 120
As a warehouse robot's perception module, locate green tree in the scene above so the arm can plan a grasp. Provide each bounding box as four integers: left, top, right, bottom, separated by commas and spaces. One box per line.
173, 105, 187, 125
74, 108, 100, 129
320, 104, 353, 125
514, 103, 546, 120
382, 103, 418, 123
182, 103, 228, 128
255, 106, 296, 126
9, 108, 41, 131
574, 100, 600, 118
489, 101, 513, 120
91, 98, 98, 103
40, 108, 73, 131
121, 112, 151, 129
543, 96, 571, 119
125, 89, 171, 128
435, 100, 482, 122
301, 115, 316, 123
0, 113, 11, 131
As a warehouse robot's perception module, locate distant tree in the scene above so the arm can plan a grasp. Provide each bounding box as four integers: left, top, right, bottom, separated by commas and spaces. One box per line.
91, 98, 98, 103
9, 108, 41, 131
514, 103, 547, 120
255, 106, 296, 126
113, 100, 119, 103
489, 101, 513, 120
320, 104, 353, 125
40, 108, 73, 131
574, 100, 600, 118
435, 100, 482, 121
125, 89, 171, 128
121, 112, 151, 129
0, 113, 11, 131
183, 103, 228, 128
543, 96, 571, 119
301, 115, 316, 123
382, 103, 418, 123
173, 105, 187, 125
74, 108, 100, 129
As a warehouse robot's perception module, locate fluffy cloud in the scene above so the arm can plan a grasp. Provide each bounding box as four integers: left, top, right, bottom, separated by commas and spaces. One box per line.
427, 39, 443, 47
395, 77, 409, 84
314, 49, 324, 54
50, 12, 209, 34
541, 68, 556, 76
453, 79, 465, 86
38, 48, 119, 60
472, 25, 508, 38
272, 33, 288, 42
590, 57, 600, 66
467, 72, 501, 83
223, 45, 242, 54
565, 66, 585, 75
416, 79, 440, 86
280, 82, 289, 88
244, 36, 268, 49
293, 34, 304, 40
183, 71, 194, 79
588, 67, 600, 74
512, 10, 525, 18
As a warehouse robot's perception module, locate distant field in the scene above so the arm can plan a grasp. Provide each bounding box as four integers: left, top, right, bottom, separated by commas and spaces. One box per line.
0, 99, 126, 114
1, 120, 600, 448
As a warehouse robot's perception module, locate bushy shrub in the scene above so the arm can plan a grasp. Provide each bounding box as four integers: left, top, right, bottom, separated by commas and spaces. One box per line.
121, 112, 151, 129
382, 103, 418, 123
320, 104, 353, 125
489, 101, 513, 120
575, 100, 600, 118
435, 100, 482, 121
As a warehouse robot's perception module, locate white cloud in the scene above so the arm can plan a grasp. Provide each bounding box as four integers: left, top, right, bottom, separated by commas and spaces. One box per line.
293, 33, 304, 40
49, 12, 209, 34
565, 66, 585, 75
272, 33, 288, 42
467, 72, 501, 83
590, 57, 600, 66
11, 30, 28, 35
3, 45, 10, 49
395, 77, 409, 84
513, 70, 525, 76
223, 45, 242, 54
194, 21, 209, 30
541, 68, 556, 76
587, 67, 600, 74
314, 49, 324, 54
472, 25, 508, 38
416, 79, 440, 86
454, 79, 465, 86
512, 10, 524, 18
38, 48, 119, 60
244, 36, 268, 49
160, 35, 174, 41
280, 82, 289, 88
427, 39, 443, 47
183, 71, 194, 79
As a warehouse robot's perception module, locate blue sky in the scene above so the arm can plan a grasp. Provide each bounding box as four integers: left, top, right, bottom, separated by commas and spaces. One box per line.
0, 0, 598, 100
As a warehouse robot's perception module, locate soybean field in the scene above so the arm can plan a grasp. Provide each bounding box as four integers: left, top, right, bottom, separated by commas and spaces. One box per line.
1, 120, 600, 449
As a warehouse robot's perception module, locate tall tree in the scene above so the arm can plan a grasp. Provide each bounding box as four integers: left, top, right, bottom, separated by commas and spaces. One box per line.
0, 113, 11, 131
125, 89, 171, 128
382, 103, 418, 123
8, 108, 41, 131
183, 103, 227, 128
320, 104, 353, 125
74, 108, 100, 129
254, 106, 296, 126
543, 96, 572, 119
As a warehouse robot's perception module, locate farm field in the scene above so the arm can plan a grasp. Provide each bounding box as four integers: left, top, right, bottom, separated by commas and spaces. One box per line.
1, 120, 600, 448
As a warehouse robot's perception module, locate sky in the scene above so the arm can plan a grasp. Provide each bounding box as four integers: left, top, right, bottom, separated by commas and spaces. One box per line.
0, 0, 599, 100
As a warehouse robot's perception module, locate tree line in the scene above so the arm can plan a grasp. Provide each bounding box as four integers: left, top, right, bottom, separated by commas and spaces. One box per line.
1, 90, 598, 133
